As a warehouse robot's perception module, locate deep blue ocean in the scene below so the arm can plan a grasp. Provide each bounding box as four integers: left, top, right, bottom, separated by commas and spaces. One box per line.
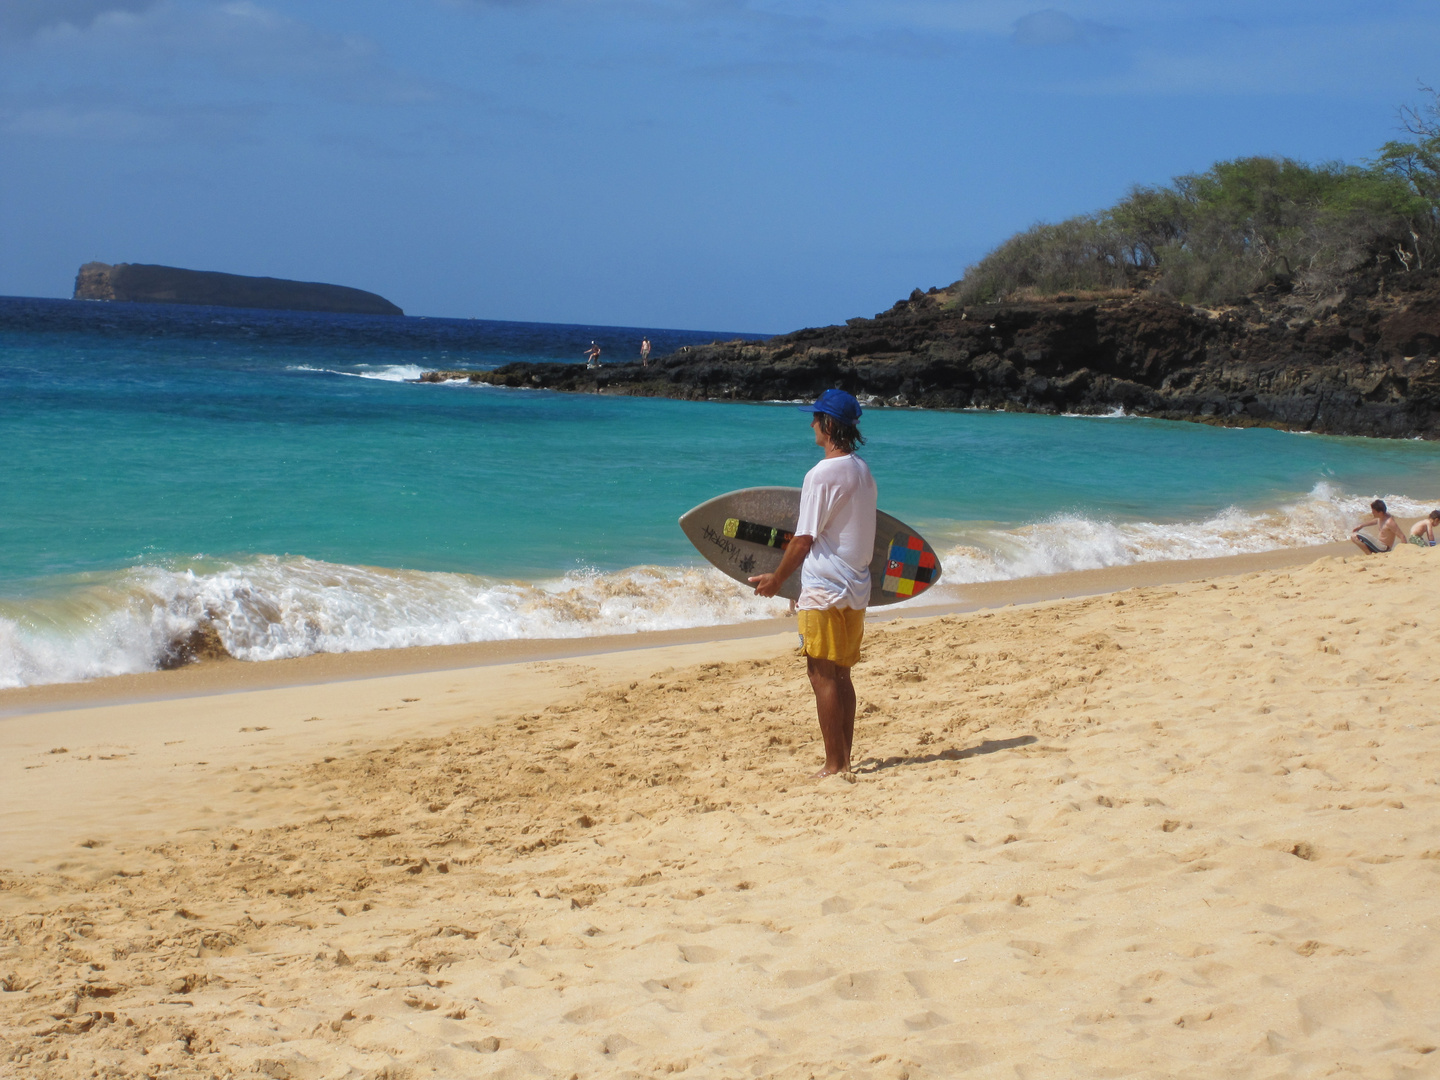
3, 295, 1439, 687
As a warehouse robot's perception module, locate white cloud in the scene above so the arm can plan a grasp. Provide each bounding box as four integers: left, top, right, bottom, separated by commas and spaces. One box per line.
1066, 13, 1440, 98
200, 2, 439, 103
1013, 10, 1088, 46
0, 99, 269, 142
5, 0, 1436, 147
0, 104, 169, 139
5, 2, 442, 107
816, 0, 1084, 38
0, 0, 161, 37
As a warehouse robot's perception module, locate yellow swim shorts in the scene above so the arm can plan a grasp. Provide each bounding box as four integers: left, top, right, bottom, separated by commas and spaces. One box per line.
797, 606, 866, 668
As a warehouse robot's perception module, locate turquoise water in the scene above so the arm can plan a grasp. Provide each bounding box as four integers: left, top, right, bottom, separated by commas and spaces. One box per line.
3, 296, 1439, 686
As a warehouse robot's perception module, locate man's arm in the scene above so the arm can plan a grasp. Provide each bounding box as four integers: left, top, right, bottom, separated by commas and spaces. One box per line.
749, 535, 813, 597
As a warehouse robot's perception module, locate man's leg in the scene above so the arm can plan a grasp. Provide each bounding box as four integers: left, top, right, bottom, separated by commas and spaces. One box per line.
808, 657, 855, 775
836, 664, 855, 765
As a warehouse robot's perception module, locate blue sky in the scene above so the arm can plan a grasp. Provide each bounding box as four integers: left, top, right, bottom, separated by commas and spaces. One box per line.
2, 2, 1438, 331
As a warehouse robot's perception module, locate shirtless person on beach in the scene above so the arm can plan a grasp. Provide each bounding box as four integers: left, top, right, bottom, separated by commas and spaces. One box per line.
1411, 510, 1440, 546
749, 389, 877, 778
1351, 499, 1403, 553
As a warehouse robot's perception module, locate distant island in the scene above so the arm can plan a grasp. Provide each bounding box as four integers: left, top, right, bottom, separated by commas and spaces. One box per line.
73, 262, 403, 316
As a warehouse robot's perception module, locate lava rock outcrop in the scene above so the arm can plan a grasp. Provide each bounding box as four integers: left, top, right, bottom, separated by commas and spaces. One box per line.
422, 272, 1440, 439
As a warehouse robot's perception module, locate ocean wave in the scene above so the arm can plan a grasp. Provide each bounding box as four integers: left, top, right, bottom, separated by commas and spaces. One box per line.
1061, 405, 1128, 418
290, 363, 425, 382
931, 482, 1438, 584
2, 483, 1436, 688
0, 558, 779, 690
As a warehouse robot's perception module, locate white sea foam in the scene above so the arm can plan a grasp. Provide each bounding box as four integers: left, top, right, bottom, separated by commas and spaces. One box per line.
932, 482, 1437, 584
1061, 405, 1128, 418
290, 364, 426, 382
2, 483, 1435, 688
0, 559, 779, 689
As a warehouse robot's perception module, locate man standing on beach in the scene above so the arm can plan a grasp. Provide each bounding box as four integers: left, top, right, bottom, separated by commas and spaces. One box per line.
749, 390, 877, 777
640, 338, 651, 366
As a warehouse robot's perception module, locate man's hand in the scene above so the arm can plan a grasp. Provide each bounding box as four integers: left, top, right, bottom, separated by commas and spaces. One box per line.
749, 572, 781, 597
748, 534, 813, 598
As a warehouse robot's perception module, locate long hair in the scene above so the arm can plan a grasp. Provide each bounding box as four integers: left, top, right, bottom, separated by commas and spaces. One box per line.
817, 413, 865, 454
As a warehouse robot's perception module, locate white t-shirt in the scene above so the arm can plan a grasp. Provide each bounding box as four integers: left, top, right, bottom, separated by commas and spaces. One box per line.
795, 453, 878, 611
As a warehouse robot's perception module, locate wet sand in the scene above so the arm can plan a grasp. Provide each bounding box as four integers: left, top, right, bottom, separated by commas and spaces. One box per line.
4, 540, 1438, 1079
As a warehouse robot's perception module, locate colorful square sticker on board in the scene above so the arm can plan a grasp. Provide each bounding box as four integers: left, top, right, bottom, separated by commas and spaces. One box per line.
881, 533, 933, 597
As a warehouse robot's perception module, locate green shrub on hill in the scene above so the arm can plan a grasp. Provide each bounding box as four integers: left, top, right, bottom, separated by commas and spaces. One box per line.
954, 89, 1440, 306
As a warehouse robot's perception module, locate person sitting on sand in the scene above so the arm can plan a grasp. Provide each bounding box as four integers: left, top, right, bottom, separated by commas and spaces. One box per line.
1410, 510, 1440, 546
1350, 499, 1403, 553
749, 389, 877, 779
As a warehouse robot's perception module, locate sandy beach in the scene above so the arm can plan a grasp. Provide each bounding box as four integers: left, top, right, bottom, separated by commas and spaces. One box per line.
3, 543, 1438, 1078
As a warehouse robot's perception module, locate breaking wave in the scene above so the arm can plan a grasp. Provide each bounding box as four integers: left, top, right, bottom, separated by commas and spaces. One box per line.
932, 482, 1438, 584
2, 482, 1436, 689
289, 363, 426, 382
0, 559, 777, 690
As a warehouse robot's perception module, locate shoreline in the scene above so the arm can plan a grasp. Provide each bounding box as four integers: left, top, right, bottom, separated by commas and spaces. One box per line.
0, 541, 1353, 716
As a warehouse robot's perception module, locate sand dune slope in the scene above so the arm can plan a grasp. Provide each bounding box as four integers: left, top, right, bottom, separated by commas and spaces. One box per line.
3, 547, 1439, 1079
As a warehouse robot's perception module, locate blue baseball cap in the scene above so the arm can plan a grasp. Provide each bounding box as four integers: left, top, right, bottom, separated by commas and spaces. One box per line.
798, 388, 862, 425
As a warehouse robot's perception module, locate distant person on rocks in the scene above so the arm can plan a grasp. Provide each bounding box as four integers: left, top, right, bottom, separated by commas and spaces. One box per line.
1350, 499, 1402, 553
584, 342, 601, 369
748, 389, 877, 779
640, 338, 651, 366
1410, 510, 1440, 546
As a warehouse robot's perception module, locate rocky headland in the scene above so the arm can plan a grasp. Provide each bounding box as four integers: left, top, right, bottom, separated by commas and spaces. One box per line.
74, 262, 402, 316
422, 270, 1440, 439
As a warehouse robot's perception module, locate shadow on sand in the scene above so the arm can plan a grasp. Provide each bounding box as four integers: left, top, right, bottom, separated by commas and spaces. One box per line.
854, 734, 1038, 775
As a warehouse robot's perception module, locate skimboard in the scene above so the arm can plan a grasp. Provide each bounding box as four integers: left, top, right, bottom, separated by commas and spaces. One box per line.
679, 486, 941, 607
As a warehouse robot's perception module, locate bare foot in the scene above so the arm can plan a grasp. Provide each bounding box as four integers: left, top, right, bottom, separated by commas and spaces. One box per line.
812, 765, 850, 779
